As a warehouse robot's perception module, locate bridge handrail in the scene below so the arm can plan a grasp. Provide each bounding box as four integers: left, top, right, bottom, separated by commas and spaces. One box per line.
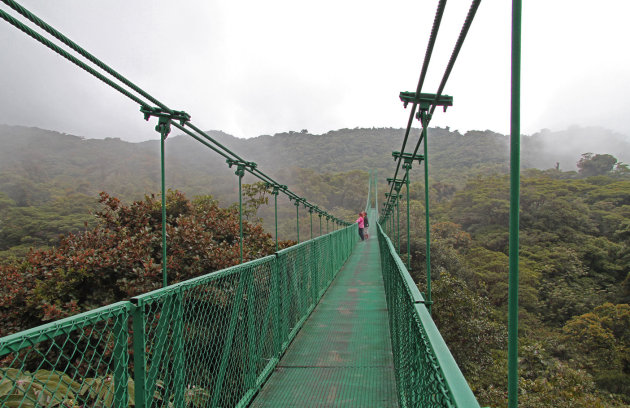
377, 221, 480, 408
0, 225, 357, 408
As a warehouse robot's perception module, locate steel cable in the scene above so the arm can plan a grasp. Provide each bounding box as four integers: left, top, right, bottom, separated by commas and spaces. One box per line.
1, 0, 172, 113
0, 8, 150, 108
409, 0, 482, 163
0, 0, 346, 224
382, 0, 448, 219
381, 0, 482, 221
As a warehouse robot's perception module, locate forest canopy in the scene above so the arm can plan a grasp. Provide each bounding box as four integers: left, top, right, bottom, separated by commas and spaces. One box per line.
1, 125, 629, 406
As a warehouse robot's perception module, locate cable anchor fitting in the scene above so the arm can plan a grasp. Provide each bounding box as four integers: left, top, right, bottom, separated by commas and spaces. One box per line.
226, 158, 257, 177
140, 106, 191, 139
265, 182, 285, 196
399, 92, 453, 113
392, 151, 424, 170
387, 177, 405, 192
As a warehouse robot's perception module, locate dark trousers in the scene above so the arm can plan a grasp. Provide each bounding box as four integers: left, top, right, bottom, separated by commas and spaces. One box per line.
358, 227, 365, 241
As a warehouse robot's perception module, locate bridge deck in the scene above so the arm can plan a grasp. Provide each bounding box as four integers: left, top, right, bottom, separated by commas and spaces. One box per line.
251, 214, 398, 407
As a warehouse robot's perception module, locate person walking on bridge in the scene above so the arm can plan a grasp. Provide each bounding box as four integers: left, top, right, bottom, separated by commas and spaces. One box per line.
356, 212, 365, 241
362, 211, 369, 239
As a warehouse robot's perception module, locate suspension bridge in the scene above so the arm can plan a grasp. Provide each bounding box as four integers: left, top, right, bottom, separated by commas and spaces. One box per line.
0, 0, 523, 406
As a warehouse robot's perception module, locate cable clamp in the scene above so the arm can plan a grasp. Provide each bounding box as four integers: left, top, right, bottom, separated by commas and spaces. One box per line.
399, 92, 452, 112
226, 158, 256, 177
140, 106, 191, 139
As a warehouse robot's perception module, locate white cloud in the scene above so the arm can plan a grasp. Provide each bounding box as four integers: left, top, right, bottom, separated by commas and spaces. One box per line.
0, 0, 628, 141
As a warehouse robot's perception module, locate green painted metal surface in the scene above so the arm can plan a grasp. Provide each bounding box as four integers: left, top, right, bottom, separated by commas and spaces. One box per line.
0, 0, 490, 403
508, 1, 522, 406
0, 226, 356, 408
377, 221, 480, 408
421, 110, 433, 315
251, 209, 398, 407
1, 180, 480, 408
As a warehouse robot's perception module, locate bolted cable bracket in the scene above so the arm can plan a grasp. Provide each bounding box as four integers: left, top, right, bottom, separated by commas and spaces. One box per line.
226, 158, 257, 177
392, 151, 424, 170
399, 92, 453, 112
140, 106, 191, 139
387, 177, 405, 192
265, 182, 285, 196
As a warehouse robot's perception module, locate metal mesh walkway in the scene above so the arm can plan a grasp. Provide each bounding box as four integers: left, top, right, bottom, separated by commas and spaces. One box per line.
251, 210, 398, 407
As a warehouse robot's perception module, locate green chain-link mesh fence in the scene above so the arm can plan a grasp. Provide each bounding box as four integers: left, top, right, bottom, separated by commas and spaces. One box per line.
0, 302, 131, 407
376, 222, 480, 408
1, 225, 356, 408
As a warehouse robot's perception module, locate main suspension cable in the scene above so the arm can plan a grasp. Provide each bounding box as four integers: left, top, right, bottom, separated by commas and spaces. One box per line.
382, 0, 482, 217
1, 0, 172, 113
384, 0, 448, 214
0, 0, 345, 223
408, 0, 482, 162
0, 8, 150, 108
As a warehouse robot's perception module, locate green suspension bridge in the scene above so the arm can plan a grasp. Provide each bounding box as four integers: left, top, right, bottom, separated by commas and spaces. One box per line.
0, 0, 523, 407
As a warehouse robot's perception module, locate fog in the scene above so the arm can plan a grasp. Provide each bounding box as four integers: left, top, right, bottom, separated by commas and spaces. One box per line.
1, 0, 629, 142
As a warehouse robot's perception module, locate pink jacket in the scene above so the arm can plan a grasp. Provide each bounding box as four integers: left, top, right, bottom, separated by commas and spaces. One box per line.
356, 216, 364, 229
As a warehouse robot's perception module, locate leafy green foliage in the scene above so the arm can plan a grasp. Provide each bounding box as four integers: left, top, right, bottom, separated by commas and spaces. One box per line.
578, 153, 620, 177
562, 303, 630, 400
0, 191, 291, 336
1, 124, 630, 405
394, 157, 629, 406
430, 272, 505, 388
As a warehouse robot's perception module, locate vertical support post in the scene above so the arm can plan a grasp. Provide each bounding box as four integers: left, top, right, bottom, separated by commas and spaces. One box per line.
132, 302, 147, 408
271, 256, 281, 356
375, 170, 379, 214
246, 269, 257, 390
236, 164, 246, 264
396, 198, 400, 253
157, 117, 171, 288
319, 213, 322, 236
391, 211, 394, 237
326, 216, 329, 234
421, 112, 432, 314
272, 186, 279, 252
294, 199, 300, 244
113, 311, 129, 407
279, 253, 289, 348
172, 292, 184, 408
309, 208, 313, 240
404, 166, 411, 271
508, 0, 522, 406
366, 169, 371, 212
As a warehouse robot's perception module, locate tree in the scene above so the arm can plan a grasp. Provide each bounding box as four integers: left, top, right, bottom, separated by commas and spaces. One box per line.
0, 190, 292, 336
430, 272, 505, 391
578, 153, 618, 177
562, 303, 630, 399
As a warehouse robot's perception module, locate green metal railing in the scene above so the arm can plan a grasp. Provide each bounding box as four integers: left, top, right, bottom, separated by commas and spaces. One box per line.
377, 222, 479, 408
0, 225, 356, 408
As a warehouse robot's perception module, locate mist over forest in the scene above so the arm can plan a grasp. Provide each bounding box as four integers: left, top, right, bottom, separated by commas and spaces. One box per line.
1, 123, 628, 201
1, 123, 629, 406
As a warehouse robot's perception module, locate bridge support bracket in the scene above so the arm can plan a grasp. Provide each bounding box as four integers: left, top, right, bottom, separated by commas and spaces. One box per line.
399, 91, 453, 112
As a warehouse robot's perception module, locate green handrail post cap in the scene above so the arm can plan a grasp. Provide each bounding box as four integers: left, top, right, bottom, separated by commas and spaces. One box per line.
399, 91, 453, 112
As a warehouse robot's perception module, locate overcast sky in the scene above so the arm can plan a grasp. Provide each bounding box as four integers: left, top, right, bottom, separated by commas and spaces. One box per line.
1, 0, 629, 142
